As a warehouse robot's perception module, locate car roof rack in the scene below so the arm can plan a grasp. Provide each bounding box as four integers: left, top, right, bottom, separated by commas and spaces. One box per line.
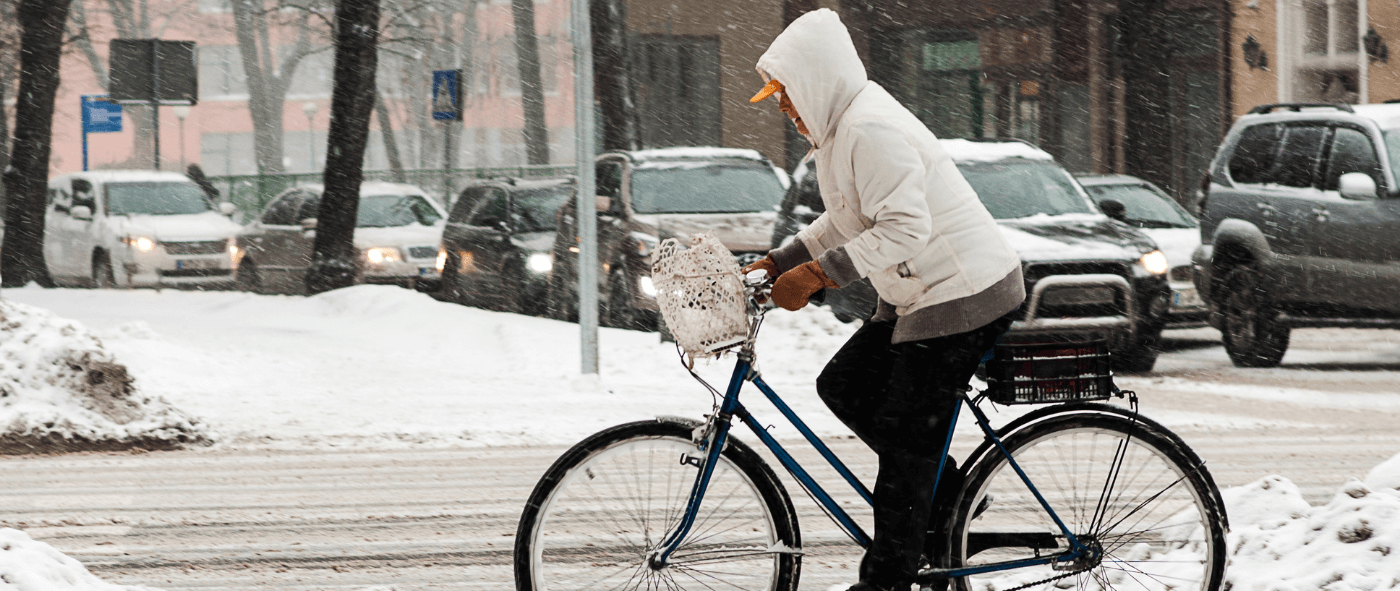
1248, 102, 1355, 114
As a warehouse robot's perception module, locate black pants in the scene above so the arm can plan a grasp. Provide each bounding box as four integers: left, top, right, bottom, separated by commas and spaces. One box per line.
816, 314, 1012, 590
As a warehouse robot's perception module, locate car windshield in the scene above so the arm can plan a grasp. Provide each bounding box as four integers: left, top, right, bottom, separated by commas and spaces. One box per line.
357, 195, 441, 228
630, 162, 784, 214
956, 161, 1097, 219
513, 186, 573, 232
1083, 183, 1196, 228
1379, 129, 1400, 186
106, 182, 211, 215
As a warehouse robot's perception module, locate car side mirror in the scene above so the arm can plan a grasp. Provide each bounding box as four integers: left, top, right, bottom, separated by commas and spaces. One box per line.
596, 195, 612, 213
300, 218, 318, 232
71, 205, 93, 220
218, 202, 237, 216
1098, 199, 1128, 222
1339, 172, 1377, 200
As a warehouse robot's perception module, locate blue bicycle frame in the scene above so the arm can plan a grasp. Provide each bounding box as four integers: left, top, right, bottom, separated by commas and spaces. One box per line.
650, 355, 1094, 582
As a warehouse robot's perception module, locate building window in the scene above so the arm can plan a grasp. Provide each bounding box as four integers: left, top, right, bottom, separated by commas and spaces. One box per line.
198, 45, 248, 99
1280, 0, 1361, 103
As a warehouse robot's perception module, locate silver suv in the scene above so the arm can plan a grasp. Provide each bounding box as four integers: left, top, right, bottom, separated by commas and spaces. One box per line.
1193, 102, 1400, 367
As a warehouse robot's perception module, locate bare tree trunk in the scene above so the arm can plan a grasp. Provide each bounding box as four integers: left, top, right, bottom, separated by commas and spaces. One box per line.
592, 0, 638, 151
512, 0, 548, 164
1, 0, 72, 288
231, 2, 319, 176
375, 93, 406, 183
1120, 0, 1174, 194
306, 0, 380, 294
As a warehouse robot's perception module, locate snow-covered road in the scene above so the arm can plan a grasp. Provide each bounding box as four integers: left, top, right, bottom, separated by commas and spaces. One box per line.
4, 285, 1400, 590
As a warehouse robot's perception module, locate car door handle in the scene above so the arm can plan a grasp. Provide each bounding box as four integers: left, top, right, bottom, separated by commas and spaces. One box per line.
1312, 206, 1330, 222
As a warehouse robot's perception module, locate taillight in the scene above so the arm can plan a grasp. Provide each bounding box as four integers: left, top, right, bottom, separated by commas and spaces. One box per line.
1196, 172, 1211, 215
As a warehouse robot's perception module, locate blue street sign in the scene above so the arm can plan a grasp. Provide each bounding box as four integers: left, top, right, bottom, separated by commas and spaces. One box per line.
82, 95, 123, 133
432, 69, 463, 121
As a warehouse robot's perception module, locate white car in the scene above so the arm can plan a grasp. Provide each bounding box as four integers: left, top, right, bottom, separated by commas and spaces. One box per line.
1077, 173, 1208, 328
236, 182, 447, 294
44, 171, 241, 289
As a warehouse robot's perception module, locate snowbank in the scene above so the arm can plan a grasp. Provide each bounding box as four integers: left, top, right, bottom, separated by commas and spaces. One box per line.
0, 299, 207, 453
0, 528, 158, 591
1226, 451, 1400, 591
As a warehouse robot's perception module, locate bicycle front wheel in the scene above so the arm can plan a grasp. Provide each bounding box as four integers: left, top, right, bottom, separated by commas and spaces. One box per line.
514, 419, 801, 591
950, 412, 1227, 591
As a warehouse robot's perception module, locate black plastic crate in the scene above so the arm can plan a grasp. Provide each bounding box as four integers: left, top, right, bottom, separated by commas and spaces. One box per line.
985, 341, 1114, 405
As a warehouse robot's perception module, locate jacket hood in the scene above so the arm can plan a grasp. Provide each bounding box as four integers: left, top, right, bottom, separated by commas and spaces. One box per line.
755, 9, 867, 147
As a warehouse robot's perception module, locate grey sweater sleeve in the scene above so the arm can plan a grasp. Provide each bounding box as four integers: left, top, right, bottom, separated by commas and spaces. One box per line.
815, 246, 861, 288
769, 238, 814, 274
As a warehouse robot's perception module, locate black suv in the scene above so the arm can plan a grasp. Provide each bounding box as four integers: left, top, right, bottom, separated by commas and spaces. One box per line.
773, 140, 1172, 372
1193, 103, 1400, 367
440, 178, 574, 315
548, 147, 787, 329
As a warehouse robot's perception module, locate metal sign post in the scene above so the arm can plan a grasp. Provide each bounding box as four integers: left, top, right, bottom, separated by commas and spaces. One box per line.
432, 70, 464, 201
572, 0, 599, 375
81, 95, 123, 171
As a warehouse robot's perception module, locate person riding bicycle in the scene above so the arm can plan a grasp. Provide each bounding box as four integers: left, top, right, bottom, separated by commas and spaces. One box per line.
746, 9, 1026, 591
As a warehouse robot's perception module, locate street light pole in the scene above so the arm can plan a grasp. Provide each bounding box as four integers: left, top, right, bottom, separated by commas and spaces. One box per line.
302, 102, 319, 173
572, 0, 598, 375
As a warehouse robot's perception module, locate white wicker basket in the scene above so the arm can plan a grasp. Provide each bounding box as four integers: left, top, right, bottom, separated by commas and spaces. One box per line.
651, 232, 749, 359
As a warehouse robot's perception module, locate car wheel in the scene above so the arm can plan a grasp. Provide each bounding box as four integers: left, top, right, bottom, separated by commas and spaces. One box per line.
499, 266, 526, 314
1221, 264, 1290, 368
605, 270, 656, 331
237, 260, 262, 294
92, 254, 115, 289
440, 251, 462, 303
546, 268, 578, 322
1113, 343, 1160, 373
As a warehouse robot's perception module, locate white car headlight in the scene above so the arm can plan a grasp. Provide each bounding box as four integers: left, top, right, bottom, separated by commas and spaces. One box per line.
365, 247, 402, 264
527, 253, 553, 274
123, 236, 156, 252
435, 249, 448, 272
1139, 250, 1169, 275
639, 275, 658, 298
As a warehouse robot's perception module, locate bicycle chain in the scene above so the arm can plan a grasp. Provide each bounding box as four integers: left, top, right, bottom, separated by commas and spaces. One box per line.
996, 565, 1093, 591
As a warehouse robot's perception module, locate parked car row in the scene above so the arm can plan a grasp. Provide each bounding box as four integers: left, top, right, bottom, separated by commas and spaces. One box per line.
62, 99, 1397, 373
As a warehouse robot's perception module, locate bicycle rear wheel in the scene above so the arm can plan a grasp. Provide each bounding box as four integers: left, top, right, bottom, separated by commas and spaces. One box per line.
949, 412, 1227, 591
514, 419, 801, 591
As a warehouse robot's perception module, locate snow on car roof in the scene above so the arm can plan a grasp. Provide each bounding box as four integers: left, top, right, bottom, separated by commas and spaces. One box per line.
1347, 103, 1400, 129
626, 146, 769, 163
54, 170, 197, 184
298, 181, 431, 196
941, 139, 1054, 163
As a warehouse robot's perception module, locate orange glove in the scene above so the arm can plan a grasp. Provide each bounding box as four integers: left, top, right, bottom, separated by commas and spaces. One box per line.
741, 255, 779, 281
772, 261, 838, 311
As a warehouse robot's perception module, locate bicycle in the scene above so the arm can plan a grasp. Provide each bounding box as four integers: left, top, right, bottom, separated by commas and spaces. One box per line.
515, 266, 1229, 591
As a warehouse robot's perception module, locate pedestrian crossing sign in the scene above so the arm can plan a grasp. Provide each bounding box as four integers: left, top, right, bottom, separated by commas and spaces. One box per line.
432, 70, 463, 121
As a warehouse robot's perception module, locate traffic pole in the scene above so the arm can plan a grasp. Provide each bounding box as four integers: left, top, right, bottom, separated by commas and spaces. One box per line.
572, 0, 598, 375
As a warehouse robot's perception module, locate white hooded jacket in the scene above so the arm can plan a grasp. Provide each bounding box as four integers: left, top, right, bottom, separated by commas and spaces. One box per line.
760, 9, 1024, 342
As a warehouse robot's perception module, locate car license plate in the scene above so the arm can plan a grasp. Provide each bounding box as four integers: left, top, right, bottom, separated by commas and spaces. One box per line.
176, 258, 219, 271
1172, 287, 1204, 308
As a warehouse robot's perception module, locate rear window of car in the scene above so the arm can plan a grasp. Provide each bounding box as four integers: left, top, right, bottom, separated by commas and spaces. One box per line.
630, 162, 784, 214
957, 160, 1097, 219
